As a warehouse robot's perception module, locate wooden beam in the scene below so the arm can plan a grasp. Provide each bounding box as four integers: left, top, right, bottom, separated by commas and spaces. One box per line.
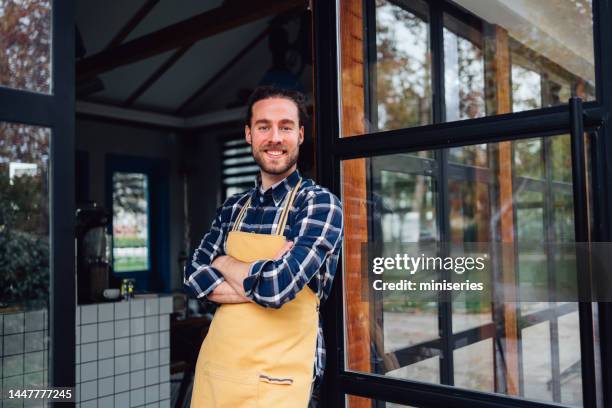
105, 0, 160, 50
490, 25, 520, 396
77, 0, 304, 80
176, 26, 271, 115
124, 44, 193, 107
339, 2, 371, 408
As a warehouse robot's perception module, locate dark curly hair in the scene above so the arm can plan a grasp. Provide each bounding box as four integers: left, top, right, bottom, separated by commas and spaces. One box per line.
245, 86, 308, 128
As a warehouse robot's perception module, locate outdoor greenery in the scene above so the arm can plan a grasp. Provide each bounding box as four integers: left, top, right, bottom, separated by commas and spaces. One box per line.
0, 154, 49, 307
0, 123, 49, 308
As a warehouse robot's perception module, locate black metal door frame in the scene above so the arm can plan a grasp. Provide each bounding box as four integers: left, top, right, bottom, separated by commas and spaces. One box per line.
0, 0, 76, 398
313, 0, 612, 406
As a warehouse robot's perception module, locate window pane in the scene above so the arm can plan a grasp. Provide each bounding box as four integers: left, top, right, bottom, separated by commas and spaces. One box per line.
374, 0, 432, 131
112, 172, 150, 272
338, 0, 595, 136
341, 134, 588, 404
0, 0, 52, 93
0, 122, 50, 391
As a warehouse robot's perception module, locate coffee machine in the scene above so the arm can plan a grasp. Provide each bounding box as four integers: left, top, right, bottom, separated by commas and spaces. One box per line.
76, 202, 113, 303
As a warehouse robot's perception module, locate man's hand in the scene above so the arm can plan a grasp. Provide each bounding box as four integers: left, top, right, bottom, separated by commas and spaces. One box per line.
210, 240, 295, 300
208, 281, 251, 304
274, 241, 293, 260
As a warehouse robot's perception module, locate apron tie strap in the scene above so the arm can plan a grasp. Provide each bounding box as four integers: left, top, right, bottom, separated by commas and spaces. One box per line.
231, 178, 302, 235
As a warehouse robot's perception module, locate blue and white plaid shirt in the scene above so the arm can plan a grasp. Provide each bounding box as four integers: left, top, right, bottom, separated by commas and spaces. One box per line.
183, 169, 343, 381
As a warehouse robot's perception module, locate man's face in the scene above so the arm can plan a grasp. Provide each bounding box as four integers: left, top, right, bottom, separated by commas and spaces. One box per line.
245, 97, 304, 177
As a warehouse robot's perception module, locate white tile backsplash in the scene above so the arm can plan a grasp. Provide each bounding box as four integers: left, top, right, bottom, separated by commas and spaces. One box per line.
145, 350, 159, 368
81, 305, 98, 325
98, 303, 114, 322
145, 333, 159, 351
130, 369, 145, 389
145, 315, 159, 333
114, 372, 130, 394
81, 398, 97, 408
81, 324, 97, 343
145, 367, 159, 385
159, 348, 169, 366
98, 321, 114, 341
130, 299, 145, 317
115, 355, 130, 374
24, 351, 44, 374
131, 317, 145, 336
81, 379, 98, 401
130, 335, 145, 354
81, 361, 97, 382
115, 337, 130, 356
145, 298, 159, 316
115, 391, 130, 407
24, 310, 45, 332
4, 354, 24, 377
145, 384, 159, 404
4, 313, 24, 334
159, 365, 170, 383
98, 376, 114, 397
115, 319, 130, 338
98, 340, 114, 360
114, 301, 130, 320
98, 395, 114, 408
159, 331, 169, 348
159, 315, 169, 331
130, 387, 145, 408
4, 333, 24, 355
81, 342, 97, 362
130, 352, 145, 371
159, 296, 173, 314
160, 381, 170, 399
98, 357, 113, 378
24, 331, 44, 353
2, 300, 173, 408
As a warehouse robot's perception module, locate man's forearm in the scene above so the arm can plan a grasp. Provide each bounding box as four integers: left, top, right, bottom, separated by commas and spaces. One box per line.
207, 281, 250, 304
213, 256, 250, 296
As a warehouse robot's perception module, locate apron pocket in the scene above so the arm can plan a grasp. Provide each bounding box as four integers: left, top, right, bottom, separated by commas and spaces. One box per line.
257, 372, 299, 408
198, 362, 257, 407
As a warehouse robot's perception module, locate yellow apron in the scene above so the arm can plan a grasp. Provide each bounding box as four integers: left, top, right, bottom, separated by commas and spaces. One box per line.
191, 180, 319, 407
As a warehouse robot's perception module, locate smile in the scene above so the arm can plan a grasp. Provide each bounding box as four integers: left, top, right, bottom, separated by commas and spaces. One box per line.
264, 150, 286, 158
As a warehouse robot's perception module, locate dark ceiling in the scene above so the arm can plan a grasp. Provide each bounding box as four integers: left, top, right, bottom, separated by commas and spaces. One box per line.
76, 0, 312, 119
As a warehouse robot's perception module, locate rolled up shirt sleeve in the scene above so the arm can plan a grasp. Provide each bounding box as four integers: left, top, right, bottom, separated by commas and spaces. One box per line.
183, 205, 226, 299
243, 190, 343, 308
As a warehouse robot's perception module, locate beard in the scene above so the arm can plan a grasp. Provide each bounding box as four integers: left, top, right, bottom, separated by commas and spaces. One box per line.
252, 143, 299, 176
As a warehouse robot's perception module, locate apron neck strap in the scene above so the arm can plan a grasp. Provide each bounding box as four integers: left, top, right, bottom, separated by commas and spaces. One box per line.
231, 178, 302, 235
275, 179, 302, 236
232, 196, 251, 232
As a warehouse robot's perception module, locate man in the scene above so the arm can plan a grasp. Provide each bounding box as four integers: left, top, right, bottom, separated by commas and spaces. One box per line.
183, 86, 343, 407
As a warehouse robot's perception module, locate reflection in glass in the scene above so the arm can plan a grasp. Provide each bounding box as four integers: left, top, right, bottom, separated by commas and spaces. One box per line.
444, 14, 485, 121
374, 0, 431, 131
342, 134, 587, 404
0, 122, 50, 391
339, 0, 596, 136
512, 65, 542, 112
0, 0, 52, 93
112, 172, 150, 272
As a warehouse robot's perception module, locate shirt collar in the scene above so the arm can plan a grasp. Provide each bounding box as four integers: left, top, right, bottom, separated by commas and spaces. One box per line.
253, 169, 301, 206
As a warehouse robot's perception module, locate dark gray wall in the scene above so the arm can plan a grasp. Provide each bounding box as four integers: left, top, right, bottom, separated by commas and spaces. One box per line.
75, 118, 223, 292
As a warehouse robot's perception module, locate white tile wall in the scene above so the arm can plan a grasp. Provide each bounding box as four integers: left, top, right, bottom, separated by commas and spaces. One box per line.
1, 296, 174, 407
130, 387, 145, 407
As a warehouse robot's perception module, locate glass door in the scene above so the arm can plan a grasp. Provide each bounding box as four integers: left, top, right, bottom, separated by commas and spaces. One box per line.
0, 0, 75, 400
313, 0, 612, 407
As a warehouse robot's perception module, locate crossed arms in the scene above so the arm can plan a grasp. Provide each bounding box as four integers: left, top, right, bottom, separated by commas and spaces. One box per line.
206, 241, 294, 304
183, 190, 343, 309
